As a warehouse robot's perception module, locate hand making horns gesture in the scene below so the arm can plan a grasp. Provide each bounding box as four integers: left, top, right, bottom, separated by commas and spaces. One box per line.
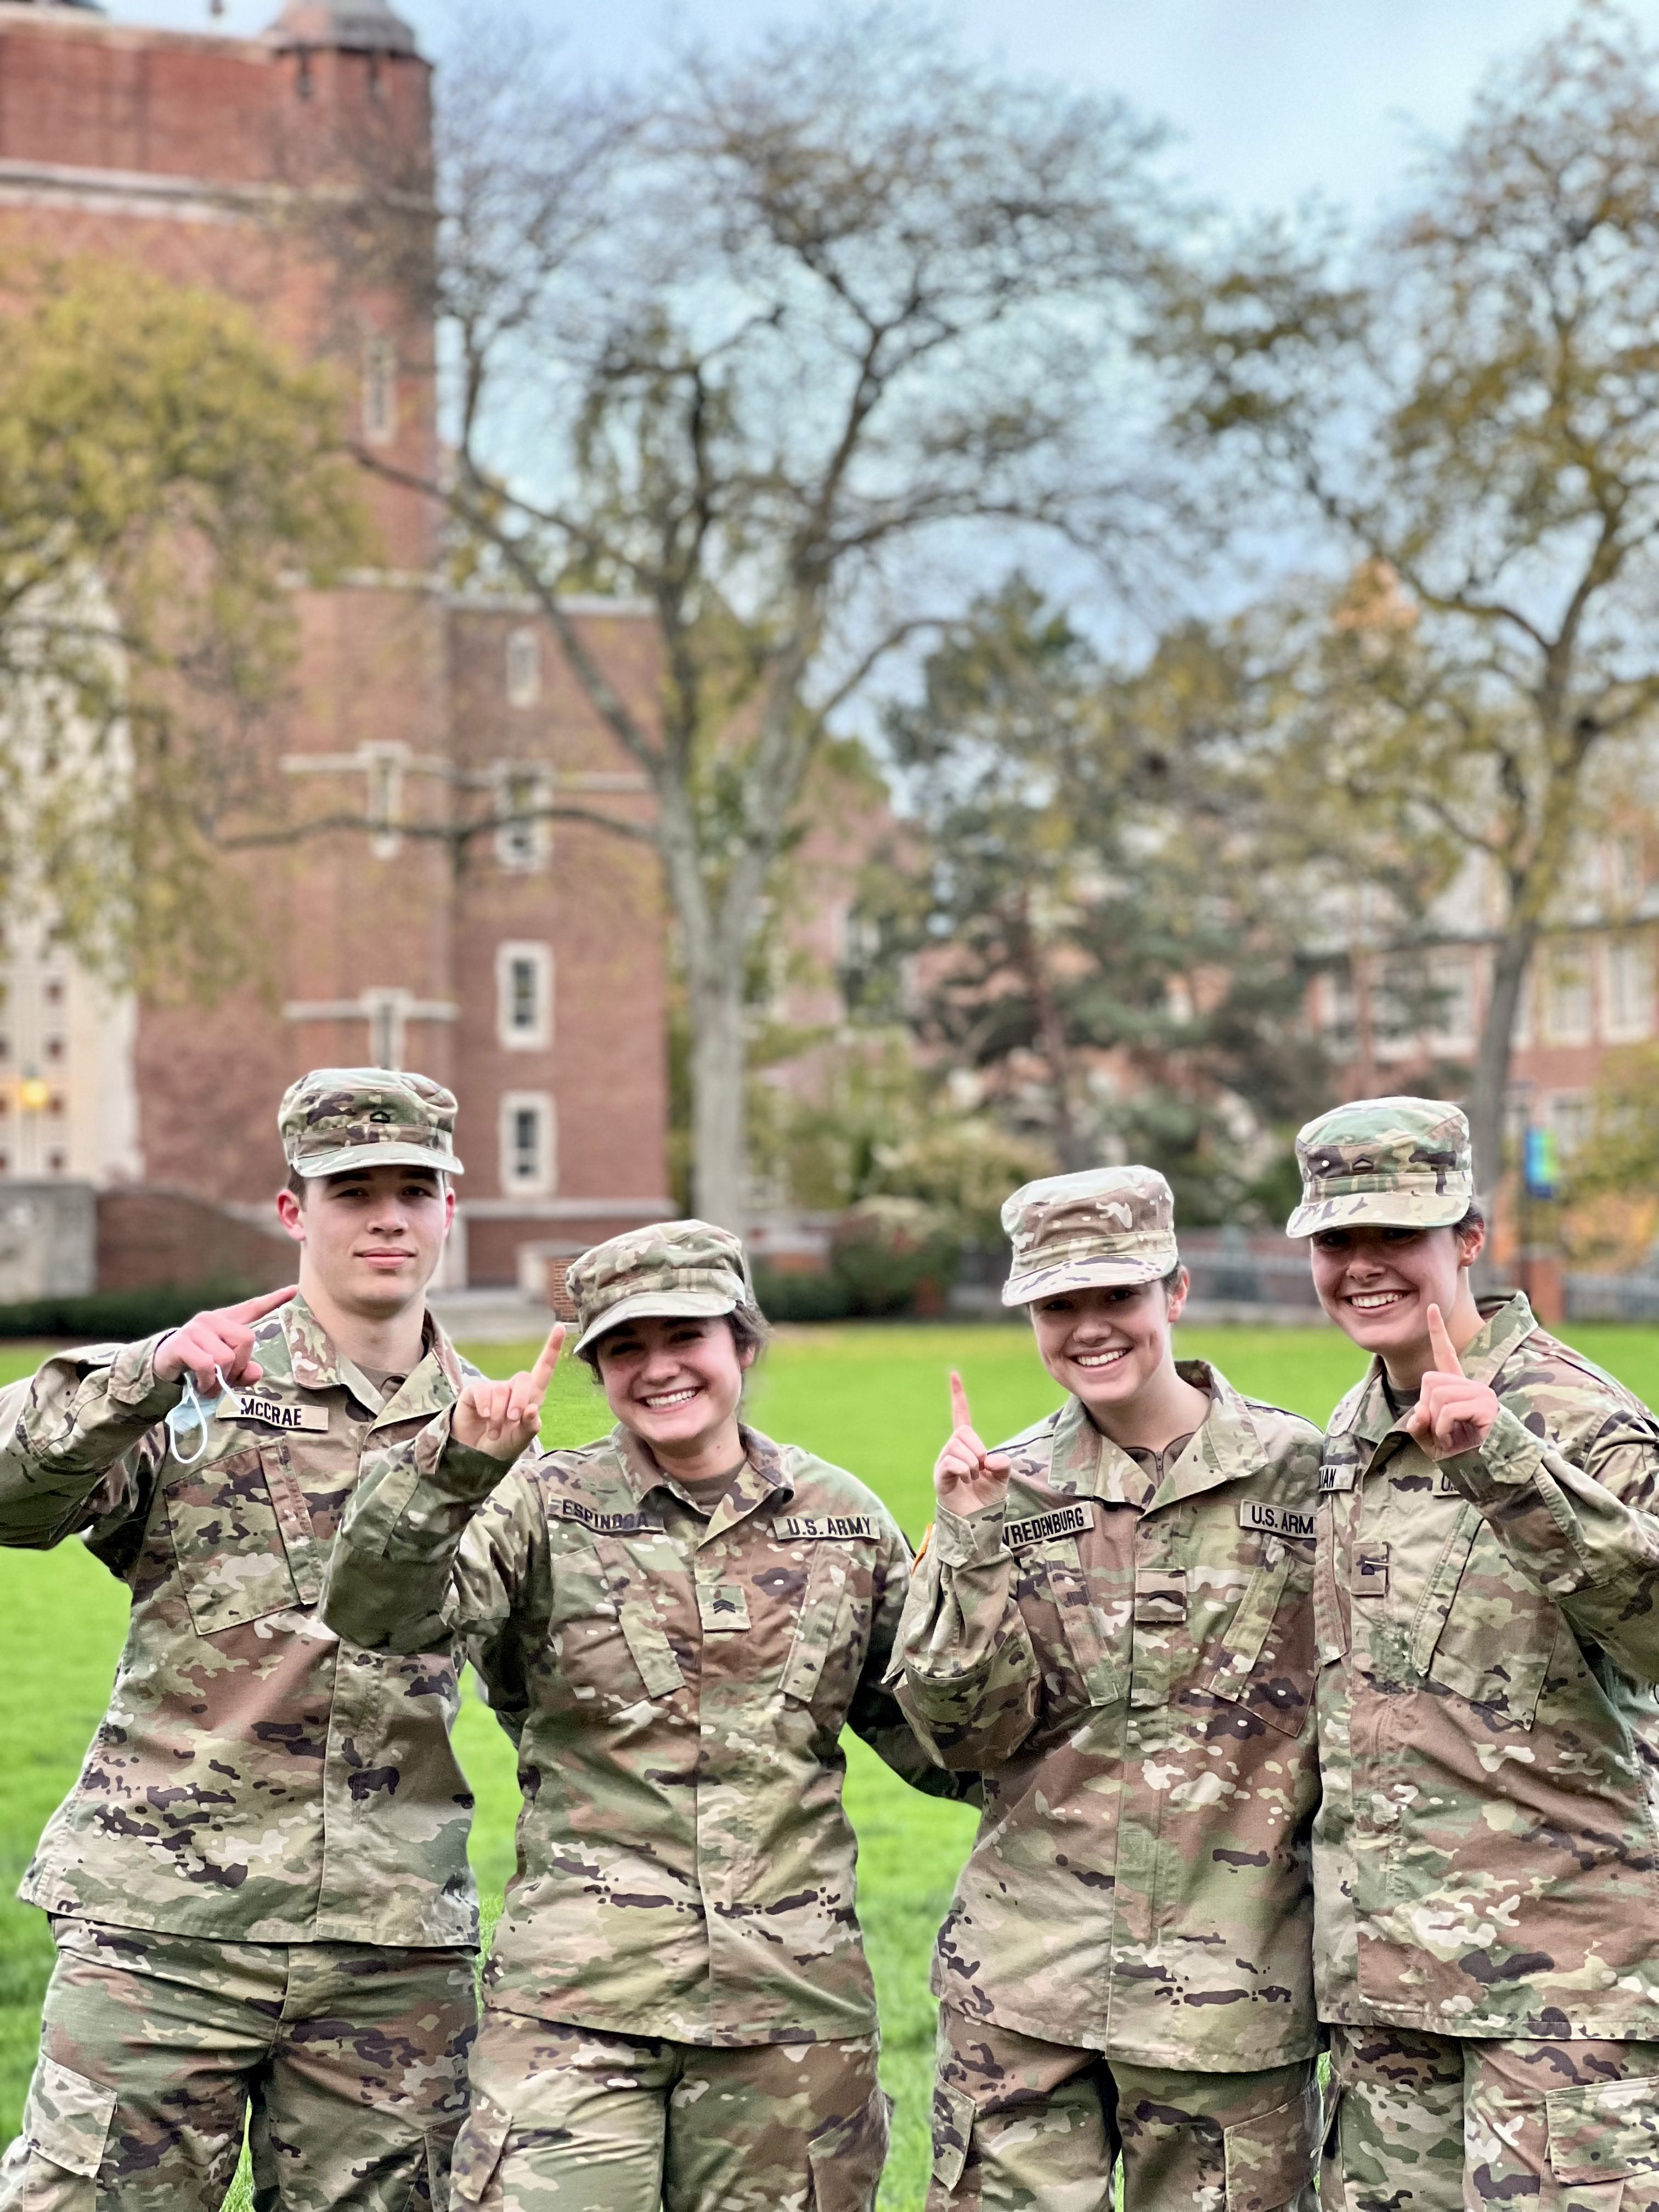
453, 1322, 566, 1465
1403, 1303, 1500, 1462
934, 1370, 1013, 1514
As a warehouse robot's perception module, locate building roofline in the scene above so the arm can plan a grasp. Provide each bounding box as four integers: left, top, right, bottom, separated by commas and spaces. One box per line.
447, 590, 656, 620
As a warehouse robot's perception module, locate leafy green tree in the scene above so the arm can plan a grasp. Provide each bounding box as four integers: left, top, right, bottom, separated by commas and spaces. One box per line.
1161, 6, 1659, 1200
0, 256, 364, 987
867, 579, 1331, 1221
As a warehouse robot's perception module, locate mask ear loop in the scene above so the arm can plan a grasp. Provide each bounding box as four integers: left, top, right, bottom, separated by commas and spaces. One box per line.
165, 1365, 230, 1466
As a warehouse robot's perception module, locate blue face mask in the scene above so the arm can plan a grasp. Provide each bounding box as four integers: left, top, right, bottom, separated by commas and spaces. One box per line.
166, 1365, 231, 1466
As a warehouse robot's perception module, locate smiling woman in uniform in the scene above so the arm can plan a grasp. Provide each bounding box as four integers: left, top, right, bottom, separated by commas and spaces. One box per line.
320, 1218, 960, 2212
896, 1165, 1325, 2212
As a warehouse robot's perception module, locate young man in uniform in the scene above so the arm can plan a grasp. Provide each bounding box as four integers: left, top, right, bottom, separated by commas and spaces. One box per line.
1288, 1097, 1659, 2209
0, 1069, 481, 2212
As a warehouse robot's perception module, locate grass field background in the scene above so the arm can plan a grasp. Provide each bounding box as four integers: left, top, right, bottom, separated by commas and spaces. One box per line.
4, 1316, 1658, 2207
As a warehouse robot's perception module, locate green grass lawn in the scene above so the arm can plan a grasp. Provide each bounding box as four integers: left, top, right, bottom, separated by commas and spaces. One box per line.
4, 1316, 1658, 2208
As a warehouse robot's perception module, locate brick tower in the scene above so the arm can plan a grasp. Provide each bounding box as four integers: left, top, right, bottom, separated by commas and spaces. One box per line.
0, 0, 671, 1286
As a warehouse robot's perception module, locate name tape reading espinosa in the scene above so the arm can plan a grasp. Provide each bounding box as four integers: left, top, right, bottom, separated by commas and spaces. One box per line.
558, 1499, 665, 1535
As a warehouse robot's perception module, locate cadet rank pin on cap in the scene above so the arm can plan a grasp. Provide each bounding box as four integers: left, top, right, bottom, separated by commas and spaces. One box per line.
1001, 1166, 1178, 1307
279, 1067, 465, 1179
567, 1218, 755, 1355
1285, 1094, 1471, 1238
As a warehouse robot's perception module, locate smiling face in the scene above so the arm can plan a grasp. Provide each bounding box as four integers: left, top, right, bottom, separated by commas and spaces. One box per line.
1308, 1219, 1483, 1358
276, 1163, 453, 1320
593, 1313, 753, 1465
1027, 1274, 1187, 1421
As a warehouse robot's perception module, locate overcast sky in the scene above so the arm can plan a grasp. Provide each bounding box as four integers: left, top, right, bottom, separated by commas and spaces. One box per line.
101, 0, 1658, 222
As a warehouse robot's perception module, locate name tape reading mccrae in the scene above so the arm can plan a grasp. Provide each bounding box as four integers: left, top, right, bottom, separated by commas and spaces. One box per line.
223, 1395, 330, 1434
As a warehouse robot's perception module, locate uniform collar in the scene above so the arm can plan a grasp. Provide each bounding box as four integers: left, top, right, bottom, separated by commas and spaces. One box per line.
611, 1420, 795, 1540
1047, 1361, 1261, 1511
1345, 1290, 1536, 1447
275, 1291, 461, 1424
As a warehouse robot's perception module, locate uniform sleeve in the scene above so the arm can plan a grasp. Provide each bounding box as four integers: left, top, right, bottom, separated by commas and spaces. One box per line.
846, 1521, 978, 1802
319, 1409, 549, 1678
0, 1336, 181, 1551
890, 1499, 1042, 1769
1443, 1403, 1659, 1684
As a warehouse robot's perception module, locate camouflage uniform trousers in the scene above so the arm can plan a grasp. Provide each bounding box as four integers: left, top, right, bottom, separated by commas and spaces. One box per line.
927, 2007, 1324, 2212
0, 1917, 475, 2212
1325, 2024, 1659, 2212
448, 2006, 890, 2212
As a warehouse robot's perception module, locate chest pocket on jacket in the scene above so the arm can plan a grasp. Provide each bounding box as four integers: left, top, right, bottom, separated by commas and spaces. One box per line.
1031, 1539, 1124, 1708
592, 1536, 687, 1700
780, 1544, 855, 1706
1205, 1537, 1317, 1737
165, 1446, 302, 1635
1410, 1502, 1558, 1729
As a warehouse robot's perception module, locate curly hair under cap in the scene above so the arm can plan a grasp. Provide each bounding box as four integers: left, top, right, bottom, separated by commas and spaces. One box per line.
576, 1301, 771, 1378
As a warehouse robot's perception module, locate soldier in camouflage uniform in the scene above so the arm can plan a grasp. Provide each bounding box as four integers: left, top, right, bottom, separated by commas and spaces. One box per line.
894, 1166, 1325, 2212
1289, 1095, 1659, 2210
0, 1070, 481, 2212
320, 1218, 962, 2212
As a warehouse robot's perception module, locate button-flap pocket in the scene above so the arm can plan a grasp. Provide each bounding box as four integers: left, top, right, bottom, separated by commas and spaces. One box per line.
806, 2085, 892, 2212
165, 1447, 301, 1635
592, 1536, 686, 1700
782, 1545, 851, 1703
25, 2056, 116, 2178
930, 2078, 975, 2194
1548, 2071, 1659, 2183
1207, 1541, 1316, 1738
1037, 1546, 1123, 1706
449, 2085, 512, 2204
1412, 1505, 1558, 1729
1222, 2076, 1321, 2210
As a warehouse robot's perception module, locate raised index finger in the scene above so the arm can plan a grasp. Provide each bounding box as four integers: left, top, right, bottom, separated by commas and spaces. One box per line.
528, 1323, 566, 1393
1425, 1302, 1463, 1376
228, 1285, 298, 1323
949, 1370, 972, 1434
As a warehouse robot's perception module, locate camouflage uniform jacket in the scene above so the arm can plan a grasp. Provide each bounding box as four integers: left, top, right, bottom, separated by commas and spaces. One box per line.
1315, 1291, 1659, 2040
320, 1418, 957, 2046
895, 1363, 1323, 2070
0, 1296, 479, 1949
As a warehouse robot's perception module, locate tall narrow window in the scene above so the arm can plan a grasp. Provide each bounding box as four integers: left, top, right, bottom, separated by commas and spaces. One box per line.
500, 1092, 555, 1195
1602, 936, 1655, 1043
366, 747, 404, 859
495, 766, 550, 873
496, 943, 552, 1049
365, 990, 406, 1070
505, 627, 541, 707
362, 335, 398, 447
1541, 944, 1592, 1046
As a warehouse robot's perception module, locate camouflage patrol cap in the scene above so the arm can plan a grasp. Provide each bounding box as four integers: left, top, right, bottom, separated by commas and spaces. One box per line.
568, 1218, 755, 1355
278, 1066, 465, 1179
1285, 1094, 1471, 1238
1001, 1166, 1178, 1306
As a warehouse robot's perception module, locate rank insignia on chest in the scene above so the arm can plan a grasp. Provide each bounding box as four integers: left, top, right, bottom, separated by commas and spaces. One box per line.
557, 1499, 665, 1535
1005, 1500, 1095, 1549
222, 1395, 330, 1434
772, 1514, 877, 1541
1238, 1498, 1316, 1541
698, 1581, 751, 1632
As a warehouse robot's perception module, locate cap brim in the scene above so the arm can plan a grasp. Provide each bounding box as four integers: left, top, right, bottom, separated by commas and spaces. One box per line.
1285, 1190, 1465, 1238
294, 1143, 465, 1177
574, 1283, 740, 1356
1002, 1250, 1175, 1306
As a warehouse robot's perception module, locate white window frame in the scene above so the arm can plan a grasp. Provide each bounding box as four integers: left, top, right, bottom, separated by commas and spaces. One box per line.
494, 764, 551, 873
496, 941, 552, 1051
1423, 948, 1475, 1052
505, 626, 541, 708
499, 1091, 556, 1197
362, 334, 398, 447
1601, 934, 1655, 1044
1540, 942, 1593, 1047
364, 988, 408, 1070
365, 743, 406, 859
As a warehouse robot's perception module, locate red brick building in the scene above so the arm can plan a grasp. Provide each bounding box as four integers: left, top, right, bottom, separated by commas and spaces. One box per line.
0, 0, 671, 1286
